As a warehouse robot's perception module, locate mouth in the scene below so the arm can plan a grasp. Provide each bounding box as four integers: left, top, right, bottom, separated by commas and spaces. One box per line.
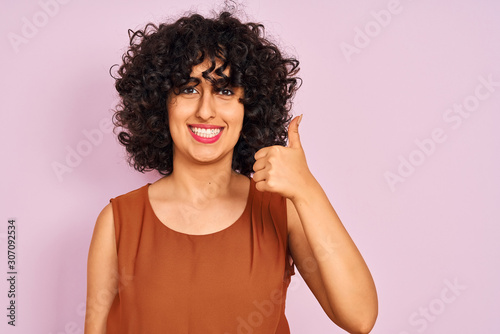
188, 124, 224, 143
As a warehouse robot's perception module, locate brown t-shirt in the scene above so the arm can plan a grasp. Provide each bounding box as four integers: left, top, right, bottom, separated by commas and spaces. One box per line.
106, 178, 295, 333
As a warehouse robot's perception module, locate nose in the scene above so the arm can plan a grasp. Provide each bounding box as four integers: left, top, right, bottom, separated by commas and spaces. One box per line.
195, 92, 216, 120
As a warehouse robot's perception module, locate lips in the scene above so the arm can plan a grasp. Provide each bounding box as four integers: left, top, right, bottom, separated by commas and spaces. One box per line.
188, 124, 224, 144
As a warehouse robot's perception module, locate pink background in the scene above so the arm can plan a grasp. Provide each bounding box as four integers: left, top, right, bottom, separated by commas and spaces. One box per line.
2, 0, 499, 333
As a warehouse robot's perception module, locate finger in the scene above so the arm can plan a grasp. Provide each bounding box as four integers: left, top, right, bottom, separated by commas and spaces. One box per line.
254, 147, 270, 161
254, 179, 268, 193
287, 114, 302, 149
252, 170, 268, 184
252, 158, 268, 173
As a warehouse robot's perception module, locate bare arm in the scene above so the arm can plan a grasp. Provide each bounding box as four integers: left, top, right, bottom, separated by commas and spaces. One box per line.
287, 184, 378, 333
253, 115, 378, 333
84, 203, 118, 334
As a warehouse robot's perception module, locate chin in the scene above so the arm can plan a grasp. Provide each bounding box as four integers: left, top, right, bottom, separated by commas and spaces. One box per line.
191, 151, 225, 164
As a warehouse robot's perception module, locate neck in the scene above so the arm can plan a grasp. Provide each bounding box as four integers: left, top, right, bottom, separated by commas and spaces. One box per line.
167, 152, 239, 205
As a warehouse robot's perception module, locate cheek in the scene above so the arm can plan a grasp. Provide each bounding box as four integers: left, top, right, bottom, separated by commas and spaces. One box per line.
218, 102, 244, 126
230, 104, 245, 124
230, 108, 245, 133
166, 106, 183, 140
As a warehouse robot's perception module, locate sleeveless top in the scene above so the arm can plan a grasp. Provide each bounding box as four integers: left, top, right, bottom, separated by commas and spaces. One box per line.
106, 178, 295, 334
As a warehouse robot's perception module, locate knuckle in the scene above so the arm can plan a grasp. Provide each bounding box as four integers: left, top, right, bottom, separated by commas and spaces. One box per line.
255, 182, 265, 192
266, 178, 275, 189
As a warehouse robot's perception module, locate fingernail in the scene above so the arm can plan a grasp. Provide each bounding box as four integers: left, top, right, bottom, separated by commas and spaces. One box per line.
298, 114, 303, 126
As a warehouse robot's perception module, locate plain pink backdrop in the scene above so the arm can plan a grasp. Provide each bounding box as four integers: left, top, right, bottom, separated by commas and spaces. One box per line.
1, 0, 499, 333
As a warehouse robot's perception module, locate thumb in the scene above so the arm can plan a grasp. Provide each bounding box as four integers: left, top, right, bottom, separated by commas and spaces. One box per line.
287, 114, 303, 148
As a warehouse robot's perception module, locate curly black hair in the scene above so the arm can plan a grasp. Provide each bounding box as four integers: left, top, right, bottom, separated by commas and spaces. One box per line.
112, 10, 300, 176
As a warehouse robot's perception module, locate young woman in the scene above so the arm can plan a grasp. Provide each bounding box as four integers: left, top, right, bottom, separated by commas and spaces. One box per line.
85, 11, 377, 334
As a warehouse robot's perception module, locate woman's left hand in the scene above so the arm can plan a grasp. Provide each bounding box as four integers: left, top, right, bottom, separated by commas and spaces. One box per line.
252, 115, 315, 201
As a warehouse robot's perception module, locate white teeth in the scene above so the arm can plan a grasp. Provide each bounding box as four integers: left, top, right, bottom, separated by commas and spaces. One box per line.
190, 126, 222, 138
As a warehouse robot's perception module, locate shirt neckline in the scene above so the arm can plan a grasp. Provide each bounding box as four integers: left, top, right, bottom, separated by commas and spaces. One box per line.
145, 177, 254, 237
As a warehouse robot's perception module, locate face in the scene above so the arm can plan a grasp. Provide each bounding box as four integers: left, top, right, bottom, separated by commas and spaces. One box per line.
167, 60, 244, 166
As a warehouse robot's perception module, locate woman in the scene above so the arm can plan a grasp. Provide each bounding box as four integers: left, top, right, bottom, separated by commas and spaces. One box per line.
85, 10, 378, 334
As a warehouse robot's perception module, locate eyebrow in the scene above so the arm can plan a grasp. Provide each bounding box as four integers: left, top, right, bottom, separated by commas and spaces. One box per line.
186, 76, 233, 88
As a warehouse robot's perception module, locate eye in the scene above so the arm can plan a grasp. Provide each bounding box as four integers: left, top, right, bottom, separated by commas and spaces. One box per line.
217, 88, 234, 96
181, 86, 198, 94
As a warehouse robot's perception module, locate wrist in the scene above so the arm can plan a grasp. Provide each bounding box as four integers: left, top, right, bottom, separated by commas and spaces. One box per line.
289, 172, 322, 205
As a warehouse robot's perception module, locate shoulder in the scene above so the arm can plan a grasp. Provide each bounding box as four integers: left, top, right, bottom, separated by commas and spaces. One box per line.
110, 183, 150, 203
107, 184, 150, 217
89, 202, 116, 258
98, 201, 113, 219
105, 184, 150, 232
89, 183, 149, 260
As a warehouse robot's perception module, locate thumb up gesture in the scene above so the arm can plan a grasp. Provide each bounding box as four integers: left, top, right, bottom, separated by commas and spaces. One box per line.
253, 115, 314, 201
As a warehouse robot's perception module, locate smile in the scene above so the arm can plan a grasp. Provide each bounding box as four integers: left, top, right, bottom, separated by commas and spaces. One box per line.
188, 125, 223, 143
